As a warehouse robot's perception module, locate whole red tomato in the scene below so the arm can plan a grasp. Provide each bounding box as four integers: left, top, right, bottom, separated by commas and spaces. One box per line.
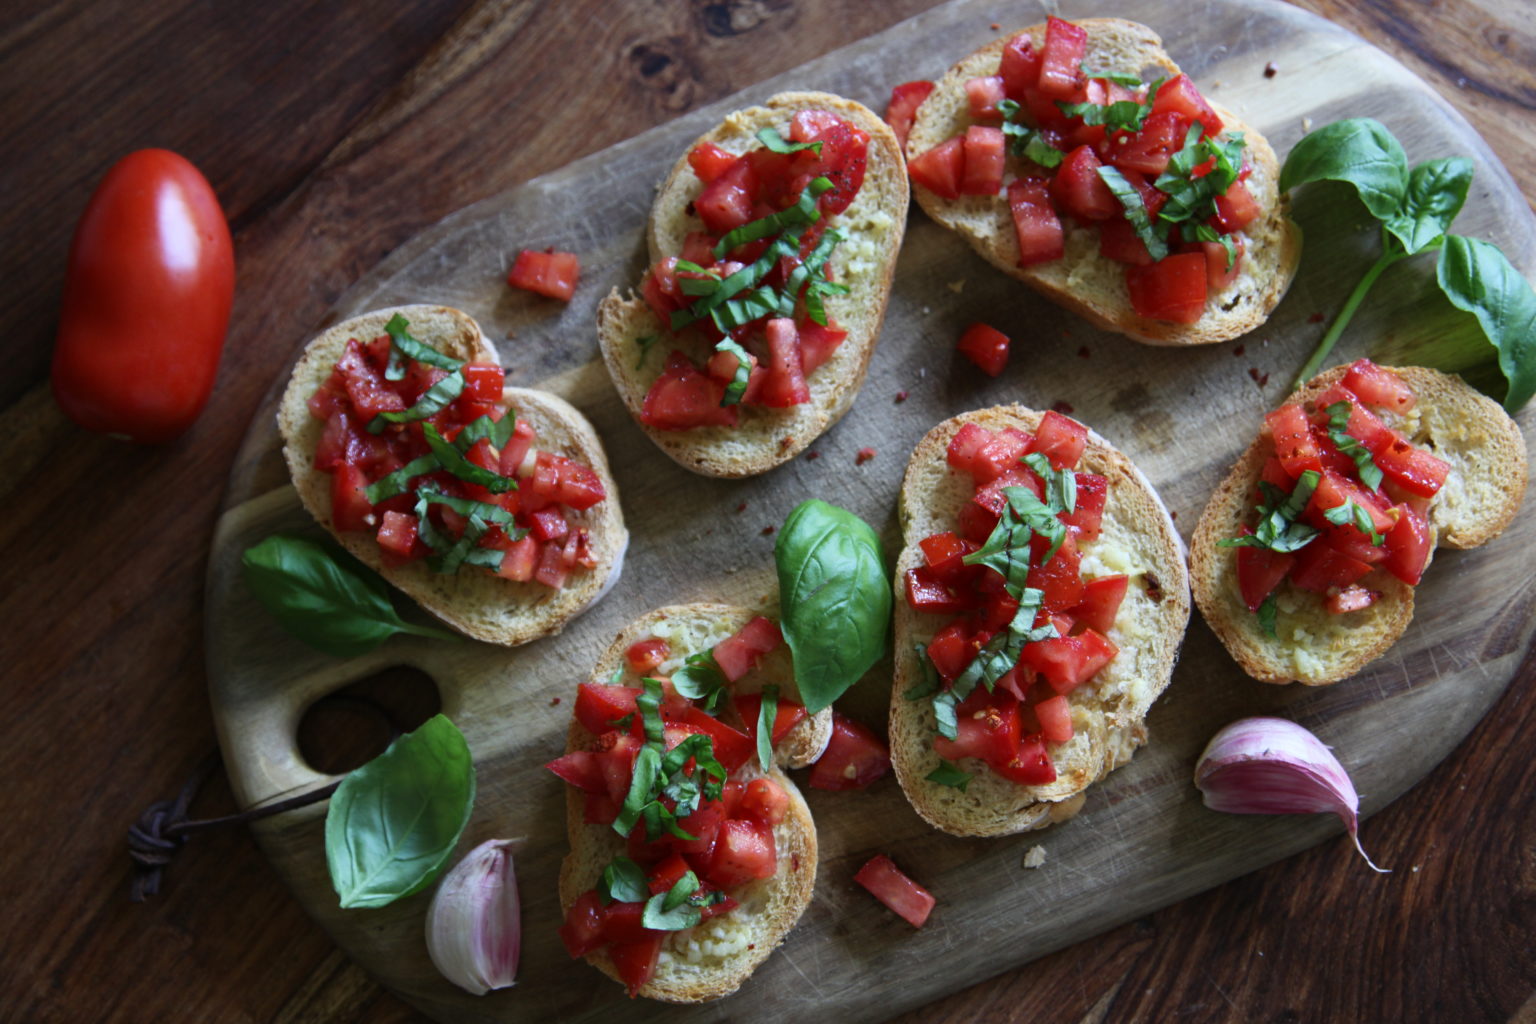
51, 149, 235, 443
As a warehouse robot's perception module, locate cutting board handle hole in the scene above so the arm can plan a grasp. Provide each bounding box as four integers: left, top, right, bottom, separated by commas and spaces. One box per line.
296, 666, 442, 775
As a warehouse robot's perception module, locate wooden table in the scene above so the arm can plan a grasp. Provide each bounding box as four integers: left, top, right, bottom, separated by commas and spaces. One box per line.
2, 1, 1532, 1021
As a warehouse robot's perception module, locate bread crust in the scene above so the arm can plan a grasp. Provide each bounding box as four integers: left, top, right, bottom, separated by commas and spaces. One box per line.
558, 603, 818, 1002
598, 91, 908, 477
1191, 364, 1528, 685
905, 17, 1301, 346
890, 407, 1190, 837
277, 304, 628, 647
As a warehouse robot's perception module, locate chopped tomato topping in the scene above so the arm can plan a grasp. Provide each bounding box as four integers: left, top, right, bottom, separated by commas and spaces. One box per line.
956, 322, 1010, 377
507, 249, 580, 301
909, 137, 965, 200
854, 855, 935, 928
960, 125, 1006, 195
1125, 251, 1207, 323
807, 712, 891, 791
1007, 177, 1065, 265
885, 80, 936, 149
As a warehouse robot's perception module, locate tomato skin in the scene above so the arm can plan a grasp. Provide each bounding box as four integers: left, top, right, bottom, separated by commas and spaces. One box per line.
53, 149, 235, 443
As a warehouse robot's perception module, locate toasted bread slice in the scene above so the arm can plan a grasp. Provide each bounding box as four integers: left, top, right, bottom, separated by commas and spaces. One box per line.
558, 603, 818, 1002
278, 304, 627, 647
905, 18, 1301, 346
1190, 365, 1527, 685
597, 91, 908, 476
890, 407, 1190, 837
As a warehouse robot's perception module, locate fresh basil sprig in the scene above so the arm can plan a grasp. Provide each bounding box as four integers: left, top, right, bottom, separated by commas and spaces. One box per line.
774, 500, 891, 714
1280, 118, 1535, 410
324, 713, 475, 908
241, 534, 458, 656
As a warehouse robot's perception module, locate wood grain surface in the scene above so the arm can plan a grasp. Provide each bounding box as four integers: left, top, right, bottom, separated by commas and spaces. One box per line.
2, 2, 1534, 1023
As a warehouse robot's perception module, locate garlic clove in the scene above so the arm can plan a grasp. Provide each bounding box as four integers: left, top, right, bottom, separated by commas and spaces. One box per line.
1194, 716, 1388, 873
425, 838, 521, 995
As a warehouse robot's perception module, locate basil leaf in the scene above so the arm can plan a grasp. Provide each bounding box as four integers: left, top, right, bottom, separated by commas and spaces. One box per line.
933, 689, 960, 742
455, 412, 515, 452
1099, 165, 1169, 261
241, 534, 457, 655
673, 233, 799, 330
614, 745, 661, 837
637, 678, 666, 746
903, 643, 942, 701
1082, 67, 1144, 86
1278, 117, 1408, 221
1217, 471, 1321, 553
1384, 157, 1473, 256
599, 856, 650, 905
1436, 235, 1536, 412
368, 368, 465, 434
711, 286, 782, 333
1257, 591, 1280, 638
422, 424, 514, 494
324, 713, 475, 908
1324, 501, 1384, 545
364, 454, 439, 505
756, 684, 778, 772
433, 513, 494, 575
382, 314, 466, 379
925, 759, 973, 791
1023, 452, 1076, 515
413, 487, 517, 528
1059, 97, 1150, 133
671, 650, 729, 713
643, 875, 703, 931
711, 177, 831, 260
775, 500, 892, 714
1021, 132, 1065, 168
757, 127, 822, 156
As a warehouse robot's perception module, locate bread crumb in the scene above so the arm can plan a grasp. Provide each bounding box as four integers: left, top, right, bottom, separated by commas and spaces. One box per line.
947, 280, 965, 293
1302, 116, 1314, 132
1023, 845, 1047, 869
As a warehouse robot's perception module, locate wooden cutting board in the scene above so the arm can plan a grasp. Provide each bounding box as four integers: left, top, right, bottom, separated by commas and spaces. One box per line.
204, 0, 1536, 1020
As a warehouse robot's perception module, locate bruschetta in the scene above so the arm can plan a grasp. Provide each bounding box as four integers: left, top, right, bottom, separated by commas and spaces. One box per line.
890, 406, 1189, 837
1190, 360, 1527, 685
277, 304, 627, 646
597, 91, 908, 476
550, 603, 820, 1001
904, 16, 1300, 345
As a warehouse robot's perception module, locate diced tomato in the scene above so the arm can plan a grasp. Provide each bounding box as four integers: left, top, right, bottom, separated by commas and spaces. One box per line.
885, 80, 936, 150
670, 706, 751, 775
933, 689, 1020, 765
905, 566, 970, 614
688, 141, 737, 184
334, 338, 405, 421
496, 418, 536, 477
713, 616, 783, 681
642, 351, 738, 431
330, 462, 373, 532
1021, 627, 1118, 693
972, 467, 1043, 524
920, 531, 979, 585
1053, 145, 1118, 221
956, 322, 1010, 377
624, 638, 670, 676
1027, 530, 1085, 611
1069, 575, 1128, 633
959, 126, 1006, 196
965, 76, 1007, 120
704, 818, 778, 889
1007, 177, 1065, 266
546, 749, 608, 795
1382, 502, 1432, 585
695, 158, 757, 236
1107, 112, 1190, 176
1033, 409, 1089, 470
999, 34, 1042, 98
1037, 16, 1087, 97
1150, 74, 1222, 137
1325, 584, 1381, 614
926, 620, 973, 682
640, 258, 688, 323
1035, 694, 1074, 744
991, 733, 1057, 785
807, 712, 891, 791
1125, 251, 1207, 323
1212, 180, 1263, 233
789, 109, 869, 217
1267, 404, 1322, 477
609, 934, 664, 998
574, 682, 641, 735
759, 318, 811, 407
1235, 539, 1295, 612
1201, 234, 1245, 290
495, 535, 540, 581
970, 427, 1034, 484
669, 799, 724, 860
798, 320, 847, 375
739, 777, 791, 828
1344, 359, 1416, 413
908, 137, 965, 199
1060, 471, 1107, 539
1288, 541, 1371, 593
558, 890, 607, 958
1307, 469, 1395, 533
946, 421, 995, 476
1374, 433, 1449, 498
854, 855, 935, 928
596, 733, 642, 804
1098, 216, 1156, 265
646, 853, 693, 897
374, 511, 420, 567
507, 249, 580, 302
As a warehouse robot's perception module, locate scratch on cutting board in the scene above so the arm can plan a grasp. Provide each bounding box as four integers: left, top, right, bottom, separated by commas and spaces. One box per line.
776, 948, 828, 1002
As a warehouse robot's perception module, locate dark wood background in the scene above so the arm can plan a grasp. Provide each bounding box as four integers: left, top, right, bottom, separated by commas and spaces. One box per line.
1, 2, 1532, 1022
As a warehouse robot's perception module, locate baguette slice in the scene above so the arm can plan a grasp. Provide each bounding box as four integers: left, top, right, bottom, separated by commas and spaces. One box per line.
906, 17, 1301, 346
278, 304, 627, 647
1190, 365, 1528, 685
891, 407, 1190, 837
558, 603, 818, 1002
598, 91, 908, 476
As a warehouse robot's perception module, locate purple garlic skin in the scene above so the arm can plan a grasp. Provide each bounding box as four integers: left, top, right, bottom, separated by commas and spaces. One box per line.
425, 838, 521, 995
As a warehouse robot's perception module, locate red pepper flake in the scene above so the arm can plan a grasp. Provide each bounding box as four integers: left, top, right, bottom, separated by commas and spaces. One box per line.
1233, 344, 1245, 357
856, 447, 876, 465
1077, 346, 1091, 359
806, 450, 821, 461
761, 525, 776, 536
779, 436, 794, 450
989, 21, 1000, 30
736, 501, 747, 513
1052, 401, 1074, 414
1248, 367, 1270, 386
1263, 61, 1279, 78
1308, 311, 1325, 323
549, 696, 562, 706
894, 390, 909, 403
1170, 510, 1178, 520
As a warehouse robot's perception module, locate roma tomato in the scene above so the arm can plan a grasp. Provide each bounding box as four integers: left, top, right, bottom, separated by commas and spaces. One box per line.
52, 149, 235, 443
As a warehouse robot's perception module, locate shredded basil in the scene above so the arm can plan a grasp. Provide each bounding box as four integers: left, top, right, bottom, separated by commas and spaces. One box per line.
368, 368, 465, 434
712, 338, 754, 405
364, 454, 439, 505
382, 314, 465, 381
711, 176, 833, 260
634, 333, 661, 370
636, 678, 667, 746
1082, 67, 1144, 87
1324, 501, 1384, 545
925, 759, 973, 791
1057, 78, 1163, 134
998, 99, 1066, 168
756, 684, 778, 771
1325, 402, 1385, 491
903, 642, 942, 701
1257, 591, 1280, 638
1217, 471, 1321, 553
757, 127, 822, 156
1099, 165, 1170, 262
422, 423, 514, 494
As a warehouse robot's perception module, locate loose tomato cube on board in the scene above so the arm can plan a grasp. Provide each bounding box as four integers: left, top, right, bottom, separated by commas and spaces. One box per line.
507, 248, 580, 301
854, 854, 936, 928
957, 322, 1010, 377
